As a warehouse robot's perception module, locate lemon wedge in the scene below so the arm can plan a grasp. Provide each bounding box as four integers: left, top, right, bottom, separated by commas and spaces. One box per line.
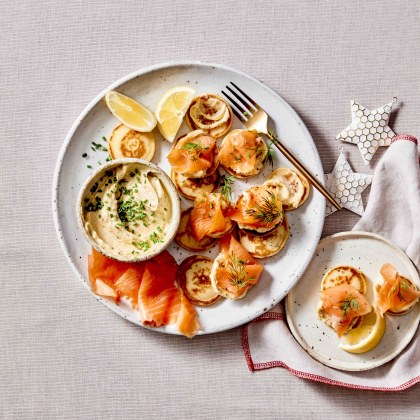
339, 310, 386, 354
105, 91, 157, 132
155, 86, 195, 142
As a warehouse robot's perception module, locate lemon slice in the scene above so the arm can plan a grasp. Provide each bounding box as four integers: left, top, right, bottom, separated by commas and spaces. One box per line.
339, 310, 386, 354
155, 86, 195, 142
105, 91, 157, 132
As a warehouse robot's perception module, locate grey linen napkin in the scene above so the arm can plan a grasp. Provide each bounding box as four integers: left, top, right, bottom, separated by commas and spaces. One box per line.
242, 134, 419, 390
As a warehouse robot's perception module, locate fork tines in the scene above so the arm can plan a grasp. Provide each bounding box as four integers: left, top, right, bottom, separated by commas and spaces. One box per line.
221, 82, 258, 123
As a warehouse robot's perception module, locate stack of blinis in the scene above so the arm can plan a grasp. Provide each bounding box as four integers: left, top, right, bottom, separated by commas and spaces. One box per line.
166, 94, 311, 304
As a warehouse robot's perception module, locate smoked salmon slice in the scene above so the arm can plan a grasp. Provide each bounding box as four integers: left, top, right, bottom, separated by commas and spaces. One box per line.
113, 267, 143, 306
218, 130, 259, 172
87, 249, 200, 337
217, 130, 268, 179
376, 263, 420, 316
320, 284, 371, 337
137, 253, 180, 326
190, 192, 233, 240
167, 131, 217, 177
177, 294, 200, 338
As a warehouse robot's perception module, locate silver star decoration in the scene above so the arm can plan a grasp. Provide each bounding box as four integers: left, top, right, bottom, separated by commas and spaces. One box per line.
325, 152, 373, 217
336, 99, 396, 165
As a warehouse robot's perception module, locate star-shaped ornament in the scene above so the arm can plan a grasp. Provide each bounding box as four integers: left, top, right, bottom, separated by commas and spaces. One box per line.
325, 152, 373, 217
336, 98, 396, 164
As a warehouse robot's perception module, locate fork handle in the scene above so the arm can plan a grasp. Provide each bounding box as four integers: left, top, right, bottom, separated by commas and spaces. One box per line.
269, 135, 342, 211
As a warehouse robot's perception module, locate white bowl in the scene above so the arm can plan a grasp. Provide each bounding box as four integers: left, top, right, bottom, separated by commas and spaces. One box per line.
76, 158, 181, 262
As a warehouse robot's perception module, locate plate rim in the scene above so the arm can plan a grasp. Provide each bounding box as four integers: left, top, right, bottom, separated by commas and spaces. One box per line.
52, 60, 325, 335
285, 230, 420, 371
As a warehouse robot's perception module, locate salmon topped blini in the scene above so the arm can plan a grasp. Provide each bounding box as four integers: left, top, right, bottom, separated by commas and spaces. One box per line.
167, 130, 218, 178
190, 192, 234, 240
375, 263, 420, 316
318, 284, 372, 337
229, 185, 283, 234
210, 233, 264, 299
218, 129, 268, 178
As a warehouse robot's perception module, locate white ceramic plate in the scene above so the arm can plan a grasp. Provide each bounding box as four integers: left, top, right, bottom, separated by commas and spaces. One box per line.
53, 61, 325, 335
286, 231, 420, 371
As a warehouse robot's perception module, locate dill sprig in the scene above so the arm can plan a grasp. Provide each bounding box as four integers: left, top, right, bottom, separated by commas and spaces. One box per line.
392, 279, 408, 302
181, 140, 208, 161
260, 130, 277, 167
244, 190, 282, 225
266, 140, 276, 167
227, 251, 254, 289
181, 141, 203, 152
339, 295, 359, 317
220, 174, 235, 201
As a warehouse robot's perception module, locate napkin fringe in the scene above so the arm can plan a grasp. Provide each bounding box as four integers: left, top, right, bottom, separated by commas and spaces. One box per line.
242, 313, 420, 392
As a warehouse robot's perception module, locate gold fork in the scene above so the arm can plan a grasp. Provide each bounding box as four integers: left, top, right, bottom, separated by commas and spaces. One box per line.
221, 82, 342, 211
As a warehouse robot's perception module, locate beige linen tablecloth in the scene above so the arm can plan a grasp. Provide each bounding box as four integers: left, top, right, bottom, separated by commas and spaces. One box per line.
1, 1, 419, 418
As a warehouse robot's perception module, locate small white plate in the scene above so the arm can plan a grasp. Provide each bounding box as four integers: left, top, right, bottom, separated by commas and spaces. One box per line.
286, 231, 420, 371
53, 61, 325, 335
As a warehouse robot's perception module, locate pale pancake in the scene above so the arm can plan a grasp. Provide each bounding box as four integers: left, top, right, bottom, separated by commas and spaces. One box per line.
321, 265, 368, 295
171, 169, 220, 201
265, 167, 310, 210
177, 256, 220, 306
186, 94, 233, 138
236, 214, 289, 259
108, 123, 155, 161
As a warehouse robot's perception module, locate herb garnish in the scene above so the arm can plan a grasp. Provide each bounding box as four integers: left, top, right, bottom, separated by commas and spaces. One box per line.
258, 130, 277, 167
132, 241, 150, 251
150, 232, 163, 244
227, 252, 254, 289
339, 295, 359, 317
392, 279, 408, 302
220, 174, 235, 201
85, 197, 104, 212
266, 140, 276, 167
181, 140, 209, 161
117, 197, 148, 224
244, 190, 282, 225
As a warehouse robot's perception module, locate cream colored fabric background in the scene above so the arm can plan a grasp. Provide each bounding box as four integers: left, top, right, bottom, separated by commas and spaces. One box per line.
1, 1, 419, 418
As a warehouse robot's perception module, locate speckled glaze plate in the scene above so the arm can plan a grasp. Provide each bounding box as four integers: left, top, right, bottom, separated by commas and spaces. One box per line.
286, 231, 420, 371
52, 61, 325, 335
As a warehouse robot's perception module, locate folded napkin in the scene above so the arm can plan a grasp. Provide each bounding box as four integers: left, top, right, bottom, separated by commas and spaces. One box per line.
243, 134, 420, 390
